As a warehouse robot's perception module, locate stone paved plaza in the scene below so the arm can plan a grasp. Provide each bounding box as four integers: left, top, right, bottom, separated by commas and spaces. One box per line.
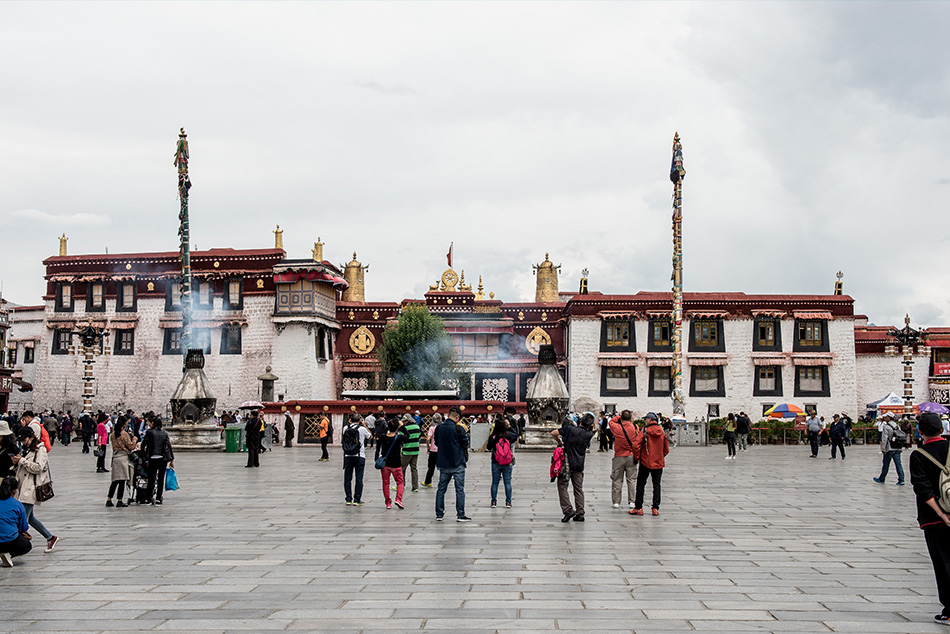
1, 441, 946, 633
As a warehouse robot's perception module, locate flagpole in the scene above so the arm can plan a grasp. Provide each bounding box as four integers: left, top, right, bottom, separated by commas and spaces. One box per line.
175, 128, 193, 364
670, 133, 686, 420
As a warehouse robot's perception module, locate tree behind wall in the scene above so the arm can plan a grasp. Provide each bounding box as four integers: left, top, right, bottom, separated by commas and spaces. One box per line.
378, 303, 459, 390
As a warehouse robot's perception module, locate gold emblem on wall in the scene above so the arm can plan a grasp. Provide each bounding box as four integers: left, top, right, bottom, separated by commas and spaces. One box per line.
441, 268, 459, 291
525, 326, 552, 356
541, 312, 548, 322
348, 310, 355, 320
147, 282, 155, 291
372, 310, 380, 320
518, 311, 525, 321
349, 325, 376, 355
256, 279, 265, 289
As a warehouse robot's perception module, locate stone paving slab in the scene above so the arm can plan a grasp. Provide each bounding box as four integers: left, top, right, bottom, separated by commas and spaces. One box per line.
2, 443, 947, 633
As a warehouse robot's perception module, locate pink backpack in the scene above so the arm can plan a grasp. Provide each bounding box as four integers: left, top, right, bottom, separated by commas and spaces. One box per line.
550, 445, 565, 482
494, 437, 513, 466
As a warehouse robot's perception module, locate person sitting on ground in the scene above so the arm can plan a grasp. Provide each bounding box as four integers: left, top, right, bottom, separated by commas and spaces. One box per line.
0, 476, 32, 567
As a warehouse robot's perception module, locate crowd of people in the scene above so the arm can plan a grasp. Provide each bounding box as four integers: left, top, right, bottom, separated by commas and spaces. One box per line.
0, 409, 175, 568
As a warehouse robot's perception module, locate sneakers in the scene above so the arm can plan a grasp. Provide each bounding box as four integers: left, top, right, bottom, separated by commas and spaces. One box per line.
652, 508, 660, 516
829, 457, 836, 460
561, 510, 575, 523
386, 504, 392, 509
897, 481, 905, 486
435, 516, 444, 521
345, 501, 353, 506
354, 501, 364, 506
394, 501, 404, 509
45, 536, 59, 553
116, 501, 127, 508
505, 501, 511, 508
457, 516, 472, 522
572, 514, 585, 522
422, 483, 433, 488
491, 501, 497, 508
411, 488, 419, 493
106, 499, 114, 507
629, 502, 636, 508
612, 503, 620, 509
154, 500, 163, 505
873, 477, 884, 484
629, 508, 643, 516
0, 552, 12, 567
934, 614, 950, 625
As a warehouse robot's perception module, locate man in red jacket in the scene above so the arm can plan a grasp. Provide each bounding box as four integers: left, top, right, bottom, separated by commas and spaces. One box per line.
608, 410, 641, 509
629, 412, 669, 517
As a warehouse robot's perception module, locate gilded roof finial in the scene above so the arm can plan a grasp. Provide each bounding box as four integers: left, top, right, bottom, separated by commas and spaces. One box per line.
59, 233, 68, 256
475, 275, 485, 300
274, 225, 284, 250
312, 237, 324, 262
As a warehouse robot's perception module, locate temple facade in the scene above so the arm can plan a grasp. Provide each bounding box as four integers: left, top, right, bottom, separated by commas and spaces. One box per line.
4, 237, 949, 427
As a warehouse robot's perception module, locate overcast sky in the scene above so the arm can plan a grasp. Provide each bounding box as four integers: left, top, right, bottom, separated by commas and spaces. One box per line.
2, 2, 948, 327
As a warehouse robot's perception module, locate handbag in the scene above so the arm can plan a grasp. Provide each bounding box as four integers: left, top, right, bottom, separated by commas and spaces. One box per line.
34, 458, 54, 502
375, 435, 398, 470
93, 447, 105, 458
165, 467, 180, 492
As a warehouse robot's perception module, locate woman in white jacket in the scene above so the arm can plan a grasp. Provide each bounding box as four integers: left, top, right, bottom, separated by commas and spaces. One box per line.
12, 427, 58, 553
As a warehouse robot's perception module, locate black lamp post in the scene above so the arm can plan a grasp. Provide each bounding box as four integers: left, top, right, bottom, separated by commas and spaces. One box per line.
888, 314, 923, 421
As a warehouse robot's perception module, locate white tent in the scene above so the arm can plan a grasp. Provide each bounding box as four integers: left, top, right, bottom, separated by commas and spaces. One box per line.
865, 392, 903, 417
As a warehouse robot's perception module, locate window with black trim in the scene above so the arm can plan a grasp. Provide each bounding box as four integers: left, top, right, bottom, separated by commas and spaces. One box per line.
220, 327, 242, 355
165, 282, 182, 312
117, 283, 136, 312
196, 282, 213, 310
753, 365, 783, 396
753, 318, 782, 351
648, 366, 672, 397
52, 330, 71, 355
648, 318, 672, 351
86, 283, 105, 312
114, 330, 135, 355
690, 366, 724, 397
23, 347, 34, 364
761, 402, 775, 418
55, 283, 73, 312
936, 349, 950, 364
600, 367, 636, 396
794, 319, 828, 351
689, 319, 725, 352
795, 366, 829, 397
225, 278, 243, 310
317, 327, 327, 360
162, 328, 182, 355
601, 318, 635, 352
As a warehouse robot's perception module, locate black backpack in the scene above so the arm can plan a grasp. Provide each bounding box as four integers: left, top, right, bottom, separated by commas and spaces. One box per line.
342, 425, 361, 456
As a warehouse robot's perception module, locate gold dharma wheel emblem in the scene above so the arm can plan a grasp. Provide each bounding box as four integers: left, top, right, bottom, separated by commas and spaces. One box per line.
349, 326, 376, 355
441, 268, 459, 290
525, 326, 551, 356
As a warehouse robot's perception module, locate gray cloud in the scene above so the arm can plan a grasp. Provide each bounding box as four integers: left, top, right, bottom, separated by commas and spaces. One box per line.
352, 80, 419, 96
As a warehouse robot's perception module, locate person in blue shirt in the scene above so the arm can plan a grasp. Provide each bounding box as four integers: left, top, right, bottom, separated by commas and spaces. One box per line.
0, 476, 32, 567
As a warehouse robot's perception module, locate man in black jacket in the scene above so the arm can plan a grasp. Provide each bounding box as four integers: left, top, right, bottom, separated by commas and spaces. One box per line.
736, 412, 751, 452
911, 412, 950, 625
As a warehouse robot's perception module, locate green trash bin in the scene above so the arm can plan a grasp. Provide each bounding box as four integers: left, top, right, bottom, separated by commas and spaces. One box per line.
225, 426, 245, 453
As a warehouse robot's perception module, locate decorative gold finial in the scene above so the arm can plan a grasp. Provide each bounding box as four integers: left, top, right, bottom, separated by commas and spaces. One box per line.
532, 253, 561, 302
674, 131, 680, 142
475, 276, 485, 300
341, 252, 369, 302
58, 233, 68, 256
489, 291, 495, 300
312, 237, 324, 261
274, 225, 284, 250
905, 313, 911, 326
834, 270, 844, 295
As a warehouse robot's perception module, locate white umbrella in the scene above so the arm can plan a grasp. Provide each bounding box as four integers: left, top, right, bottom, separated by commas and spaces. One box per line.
238, 401, 264, 410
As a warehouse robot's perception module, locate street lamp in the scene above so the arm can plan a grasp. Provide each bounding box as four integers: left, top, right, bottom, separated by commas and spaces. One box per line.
70, 322, 109, 416
888, 314, 923, 421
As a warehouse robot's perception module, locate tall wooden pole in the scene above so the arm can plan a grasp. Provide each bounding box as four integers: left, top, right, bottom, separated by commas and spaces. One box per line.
175, 129, 193, 363
670, 133, 686, 419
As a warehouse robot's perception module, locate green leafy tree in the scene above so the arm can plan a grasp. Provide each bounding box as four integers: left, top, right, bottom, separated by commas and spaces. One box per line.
378, 303, 459, 390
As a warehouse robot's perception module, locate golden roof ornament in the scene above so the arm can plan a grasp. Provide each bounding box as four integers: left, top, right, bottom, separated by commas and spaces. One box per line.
475, 276, 485, 300
341, 252, 369, 302
59, 233, 68, 256
532, 253, 561, 302
312, 237, 324, 262
274, 225, 284, 250
458, 270, 472, 292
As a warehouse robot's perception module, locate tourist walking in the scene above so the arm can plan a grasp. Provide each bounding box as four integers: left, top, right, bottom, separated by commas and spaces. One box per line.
551, 413, 594, 522
597, 413, 611, 452
60, 413, 73, 447
105, 416, 136, 507
80, 412, 94, 453
0, 477, 32, 567
95, 415, 109, 473
724, 413, 737, 460
805, 411, 822, 458
12, 427, 58, 553
377, 418, 408, 509
608, 410, 641, 509
141, 418, 174, 505
421, 413, 441, 488
630, 412, 670, 517
736, 412, 751, 451
874, 413, 905, 485
909, 413, 950, 624
486, 415, 519, 508
342, 414, 372, 506
400, 414, 422, 492
244, 410, 263, 468
434, 406, 470, 522
829, 414, 847, 460
319, 414, 330, 461
283, 414, 295, 448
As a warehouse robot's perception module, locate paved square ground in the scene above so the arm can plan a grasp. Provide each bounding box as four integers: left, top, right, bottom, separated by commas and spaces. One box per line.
1, 441, 944, 633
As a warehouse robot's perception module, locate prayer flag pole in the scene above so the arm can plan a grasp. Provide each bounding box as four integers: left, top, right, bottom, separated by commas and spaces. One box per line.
174, 128, 193, 364
670, 133, 686, 420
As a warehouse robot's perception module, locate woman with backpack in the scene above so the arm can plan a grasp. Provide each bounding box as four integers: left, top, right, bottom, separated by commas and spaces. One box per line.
141, 418, 174, 505
486, 415, 519, 509
377, 418, 408, 509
